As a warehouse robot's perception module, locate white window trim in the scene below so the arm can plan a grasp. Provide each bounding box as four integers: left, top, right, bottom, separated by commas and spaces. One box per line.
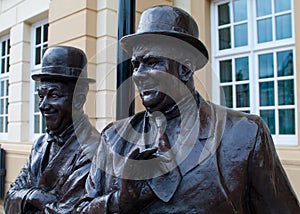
0, 34, 10, 140
211, 0, 297, 146
30, 19, 48, 141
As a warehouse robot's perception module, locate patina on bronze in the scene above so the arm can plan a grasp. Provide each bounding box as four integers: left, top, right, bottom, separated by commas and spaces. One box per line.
5, 46, 100, 213
76, 5, 299, 213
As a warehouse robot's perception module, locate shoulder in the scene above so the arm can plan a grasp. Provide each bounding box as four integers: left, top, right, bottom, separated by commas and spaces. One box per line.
32, 134, 47, 150
211, 102, 266, 135
206, 102, 270, 151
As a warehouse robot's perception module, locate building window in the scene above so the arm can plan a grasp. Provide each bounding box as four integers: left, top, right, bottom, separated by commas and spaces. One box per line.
31, 20, 48, 137
211, 0, 295, 145
0, 36, 10, 139
256, 0, 292, 43
217, 0, 248, 50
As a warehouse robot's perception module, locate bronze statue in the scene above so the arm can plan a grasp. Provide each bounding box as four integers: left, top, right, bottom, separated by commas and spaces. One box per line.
4, 46, 101, 213
76, 5, 300, 213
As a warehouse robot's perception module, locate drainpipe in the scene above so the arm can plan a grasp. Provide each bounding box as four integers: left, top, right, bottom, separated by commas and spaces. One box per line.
116, 0, 136, 120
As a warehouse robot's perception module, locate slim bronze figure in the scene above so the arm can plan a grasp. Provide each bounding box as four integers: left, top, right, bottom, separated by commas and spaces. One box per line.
5, 46, 100, 213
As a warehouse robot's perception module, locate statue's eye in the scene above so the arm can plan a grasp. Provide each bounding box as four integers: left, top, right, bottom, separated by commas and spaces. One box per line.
131, 60, 140, 69
146, 58, 158, 67
51, 93, 61, 99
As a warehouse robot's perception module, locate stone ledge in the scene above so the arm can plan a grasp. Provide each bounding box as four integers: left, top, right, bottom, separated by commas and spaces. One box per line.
277, 146, 300, 166
1, 142, 32, 155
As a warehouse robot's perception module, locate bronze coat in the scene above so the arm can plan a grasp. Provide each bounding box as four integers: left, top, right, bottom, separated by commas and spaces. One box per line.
5, 115, 100, 214
78, 98, 300, 214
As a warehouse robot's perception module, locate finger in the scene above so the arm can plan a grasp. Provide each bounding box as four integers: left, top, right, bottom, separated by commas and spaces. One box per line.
136, 147, 158, 160
128, 148, 140, 159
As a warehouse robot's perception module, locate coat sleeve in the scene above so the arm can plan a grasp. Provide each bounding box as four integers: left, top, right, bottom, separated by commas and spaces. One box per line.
73, 133, 120, 214
4, 135, 45, 214
249, 119, 300, 213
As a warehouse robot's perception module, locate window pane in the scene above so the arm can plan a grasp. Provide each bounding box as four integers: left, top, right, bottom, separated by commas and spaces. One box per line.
257, 18, 272, 43
234, 24, 248, 47
4, 116, 8, 132
35, 47, 41, 65
43, 24, 49, 42
260, 110, 275, 134
1, 58, 4, 74
35, 27, 41, 45
42, 117, 46, 133
220, 86, 233, 108
236, 84, 249, 107
277, 50, 293, 76
35, 94, 40, 112
256, 0, 272, 17
7, 39, 10, 54
0, 117, 3, 132
1, 41, 5, 56
0, 99, 3, 114
275, 0, 291, 13
279, 109, 295, 134
6, 57, 9, 72
6, 79, 9, 95
218, 3, 230, 26
220, 60, 232, 82
0, 81, 4, 96
5, 98, 8, 114
259, 82, 274, 106
235, 57, 249, 81
219, 27, 231, 50
276, 14, 292, 40
34, 115, 40, 133
278, 80, 294, 105
259, 53, 273, 78
233, 0, 247, 22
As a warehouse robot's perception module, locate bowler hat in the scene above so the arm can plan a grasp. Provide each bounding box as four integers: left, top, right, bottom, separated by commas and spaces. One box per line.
120, 5, 209, 70
31, 46, 95, 83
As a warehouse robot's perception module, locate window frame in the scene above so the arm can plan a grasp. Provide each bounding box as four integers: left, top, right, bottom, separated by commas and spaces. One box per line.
211, 0, 296, 146
0, 35, 10, 140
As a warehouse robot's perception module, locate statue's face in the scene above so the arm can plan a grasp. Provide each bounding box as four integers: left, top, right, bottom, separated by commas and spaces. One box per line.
38, 81, 74, 134
132, 49, 186, 113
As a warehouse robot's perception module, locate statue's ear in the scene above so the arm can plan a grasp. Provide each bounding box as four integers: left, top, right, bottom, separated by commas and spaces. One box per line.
179, 60, 194, 82
73, 93, 86, 110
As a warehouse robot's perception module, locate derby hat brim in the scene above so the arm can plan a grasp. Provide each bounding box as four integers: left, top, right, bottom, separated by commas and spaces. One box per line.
31, 65, 96, 83
31, 73, 96, 83
120, 31, 209, 70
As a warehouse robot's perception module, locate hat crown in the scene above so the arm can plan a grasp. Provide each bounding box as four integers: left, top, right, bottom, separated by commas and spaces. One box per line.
43, 46, 86, 68
137, 5, 199, 39
41, 46, 87, 79
32, 46, 95, 82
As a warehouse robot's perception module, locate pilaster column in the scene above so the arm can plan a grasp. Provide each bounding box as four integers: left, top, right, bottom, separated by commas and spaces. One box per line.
8, 22, 31, 142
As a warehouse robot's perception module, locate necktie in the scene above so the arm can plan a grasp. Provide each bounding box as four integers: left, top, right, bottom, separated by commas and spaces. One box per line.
147, 132, 182, 202
41, 135, 62, 171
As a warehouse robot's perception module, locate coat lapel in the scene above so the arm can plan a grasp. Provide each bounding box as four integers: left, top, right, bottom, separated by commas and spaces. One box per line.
178, 101, 227, 177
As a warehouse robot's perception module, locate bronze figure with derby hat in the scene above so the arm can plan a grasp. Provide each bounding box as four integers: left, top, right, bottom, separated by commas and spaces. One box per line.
5, 46, 100, 213
76, 5, 299, 213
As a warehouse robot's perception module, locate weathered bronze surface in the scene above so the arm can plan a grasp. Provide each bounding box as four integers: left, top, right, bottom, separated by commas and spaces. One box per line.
4, 46, 100, 213
74, 5, 299, 213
